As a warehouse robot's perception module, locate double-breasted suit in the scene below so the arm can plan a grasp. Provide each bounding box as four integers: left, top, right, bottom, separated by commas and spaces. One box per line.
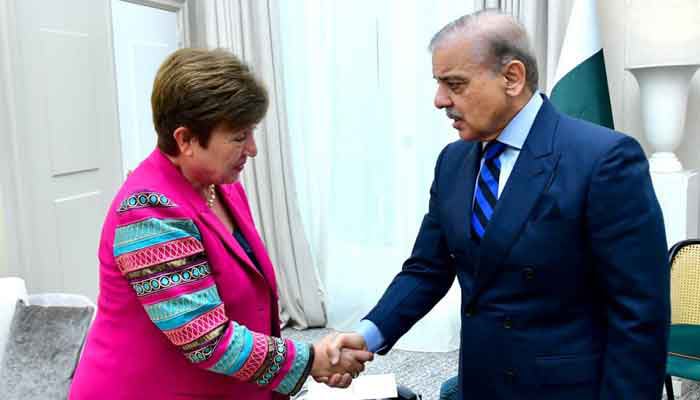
366, 96, 669, 399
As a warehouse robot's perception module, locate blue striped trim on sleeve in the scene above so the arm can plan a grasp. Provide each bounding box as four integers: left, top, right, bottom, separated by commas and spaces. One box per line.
209, 323, 248, 375
145, 286, 222, 323
275, 341, 311, 394
154, 302, 222, 330
226, 328, 255, 375
114, 218, 201, 256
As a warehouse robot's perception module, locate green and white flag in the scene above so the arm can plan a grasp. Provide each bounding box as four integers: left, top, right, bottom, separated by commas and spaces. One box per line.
550, 0, 614, 129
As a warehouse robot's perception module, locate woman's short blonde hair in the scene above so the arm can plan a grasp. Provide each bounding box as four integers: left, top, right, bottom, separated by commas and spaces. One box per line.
151, 48, 268, 155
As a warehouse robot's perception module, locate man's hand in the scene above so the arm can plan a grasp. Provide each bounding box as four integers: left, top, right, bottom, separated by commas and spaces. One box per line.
327, 332, 368, 365
311, 332, 374, 388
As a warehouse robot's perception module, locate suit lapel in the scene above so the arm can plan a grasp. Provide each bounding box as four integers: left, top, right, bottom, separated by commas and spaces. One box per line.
216, 187, 278, 295
446, 143, 481, 254
473, 98, 561, 293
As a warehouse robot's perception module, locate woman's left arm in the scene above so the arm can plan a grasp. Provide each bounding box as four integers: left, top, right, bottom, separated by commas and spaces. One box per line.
113, 191, 314, 395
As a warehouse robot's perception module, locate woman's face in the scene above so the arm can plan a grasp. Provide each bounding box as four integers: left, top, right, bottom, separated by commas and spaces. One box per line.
179, 122, 258, 186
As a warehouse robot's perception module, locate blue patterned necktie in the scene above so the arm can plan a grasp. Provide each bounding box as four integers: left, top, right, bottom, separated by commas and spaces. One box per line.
471, 140, 507, 240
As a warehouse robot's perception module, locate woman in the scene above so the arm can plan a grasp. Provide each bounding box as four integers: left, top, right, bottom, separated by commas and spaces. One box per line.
69, 48, 370, 399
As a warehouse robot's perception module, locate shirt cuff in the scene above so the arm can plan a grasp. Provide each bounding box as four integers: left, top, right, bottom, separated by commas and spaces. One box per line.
355, 319, 385, 353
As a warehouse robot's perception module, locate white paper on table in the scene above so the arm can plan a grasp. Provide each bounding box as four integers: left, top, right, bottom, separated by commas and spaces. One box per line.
306, 374, 398, 400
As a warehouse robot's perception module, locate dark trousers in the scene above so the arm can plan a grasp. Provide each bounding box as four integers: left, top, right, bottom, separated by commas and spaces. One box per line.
439, 376, 459, 400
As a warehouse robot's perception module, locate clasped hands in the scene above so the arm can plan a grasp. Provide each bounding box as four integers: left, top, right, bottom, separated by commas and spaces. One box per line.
310, 332, 374, 388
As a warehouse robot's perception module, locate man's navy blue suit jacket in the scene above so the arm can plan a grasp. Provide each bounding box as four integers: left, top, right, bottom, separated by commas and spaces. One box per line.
365, 96, 670, 400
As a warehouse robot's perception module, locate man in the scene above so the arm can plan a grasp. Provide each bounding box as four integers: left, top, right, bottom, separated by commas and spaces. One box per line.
327, 10, 670, 399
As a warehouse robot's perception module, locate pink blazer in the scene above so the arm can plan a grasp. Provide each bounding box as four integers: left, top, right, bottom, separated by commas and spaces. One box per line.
70, 149, 310, 400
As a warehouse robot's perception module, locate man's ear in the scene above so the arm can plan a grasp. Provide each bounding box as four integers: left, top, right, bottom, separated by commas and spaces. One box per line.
502, 60, 527, 97
173, 126, 195, 156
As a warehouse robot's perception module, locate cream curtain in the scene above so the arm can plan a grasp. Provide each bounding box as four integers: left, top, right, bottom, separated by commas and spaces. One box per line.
278, 0, 479, 352
189, 0, 326, 329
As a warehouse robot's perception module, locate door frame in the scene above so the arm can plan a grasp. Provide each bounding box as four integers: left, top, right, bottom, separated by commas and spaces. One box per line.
117, 0, 190, 48
111, 0, 190, 177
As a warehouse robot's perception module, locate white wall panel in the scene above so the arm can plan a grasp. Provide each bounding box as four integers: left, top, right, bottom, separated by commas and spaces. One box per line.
53, 192, 102, 299
40, 29, 100, 176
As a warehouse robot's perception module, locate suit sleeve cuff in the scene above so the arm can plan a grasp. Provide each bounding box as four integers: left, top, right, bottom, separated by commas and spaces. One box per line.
355, 319, 385, 353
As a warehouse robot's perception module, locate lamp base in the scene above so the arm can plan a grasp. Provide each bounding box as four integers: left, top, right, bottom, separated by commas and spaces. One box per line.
649, 152, 683, 173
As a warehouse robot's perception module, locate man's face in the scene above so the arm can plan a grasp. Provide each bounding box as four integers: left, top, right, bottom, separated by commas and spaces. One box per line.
432, 36, 510, 142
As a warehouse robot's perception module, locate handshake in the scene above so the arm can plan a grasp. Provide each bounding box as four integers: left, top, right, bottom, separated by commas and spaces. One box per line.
309, 332, 375, 388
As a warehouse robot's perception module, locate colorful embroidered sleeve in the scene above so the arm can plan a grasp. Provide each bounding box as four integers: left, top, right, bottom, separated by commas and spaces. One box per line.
113, 193, 313, 395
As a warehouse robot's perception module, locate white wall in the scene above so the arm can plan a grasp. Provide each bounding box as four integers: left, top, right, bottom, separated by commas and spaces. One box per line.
0, 187, 7, 276
599, 0, 700, 234
0, 0, 16, 278
600, 0, 700, 169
